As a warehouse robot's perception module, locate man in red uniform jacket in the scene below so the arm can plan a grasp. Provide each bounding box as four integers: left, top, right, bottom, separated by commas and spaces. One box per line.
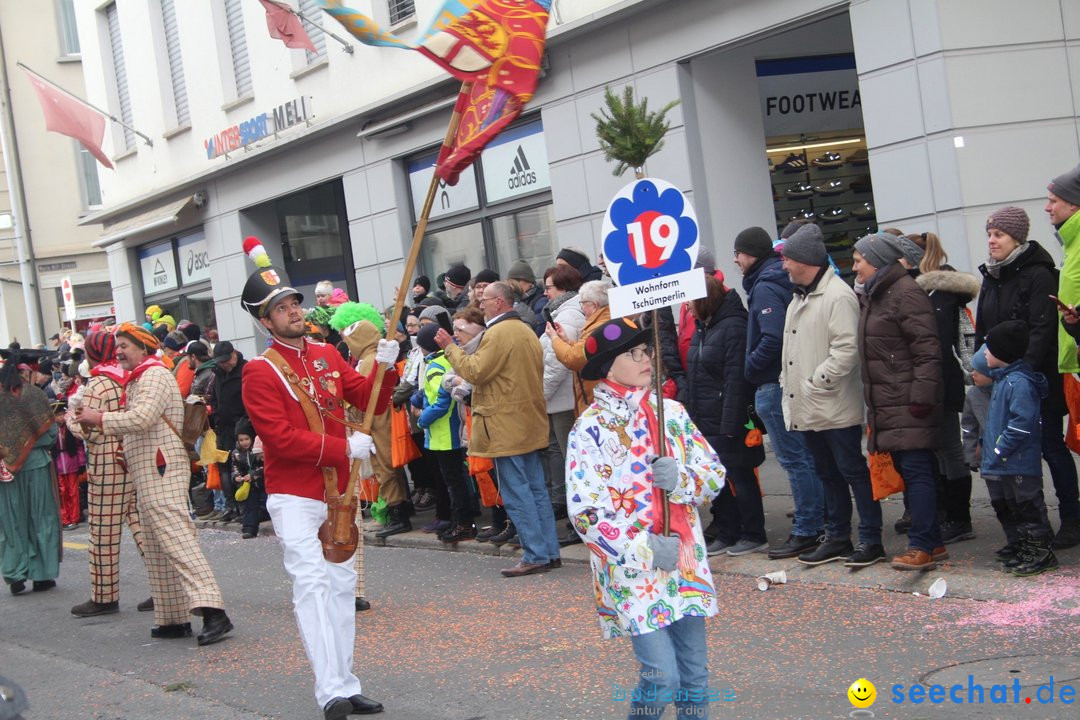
240, 265, 396, 720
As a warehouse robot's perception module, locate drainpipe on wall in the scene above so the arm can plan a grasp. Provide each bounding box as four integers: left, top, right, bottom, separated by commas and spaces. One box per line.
0, 22, 45, 345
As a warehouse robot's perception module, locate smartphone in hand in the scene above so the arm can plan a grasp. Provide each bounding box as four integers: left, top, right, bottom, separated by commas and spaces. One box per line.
437, 312, 454, 334
1050, 295, 1077, 316
543, 307, 558, 330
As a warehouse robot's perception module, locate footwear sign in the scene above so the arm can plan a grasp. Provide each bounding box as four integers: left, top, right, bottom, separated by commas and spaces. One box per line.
601, 178, 706, 318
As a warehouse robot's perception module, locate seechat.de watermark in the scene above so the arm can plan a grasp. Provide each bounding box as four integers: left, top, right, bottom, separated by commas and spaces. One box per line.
891, 676, 1077, 706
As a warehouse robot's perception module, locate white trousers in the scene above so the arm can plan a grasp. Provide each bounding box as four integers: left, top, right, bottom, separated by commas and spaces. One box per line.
267, 494, 363, 708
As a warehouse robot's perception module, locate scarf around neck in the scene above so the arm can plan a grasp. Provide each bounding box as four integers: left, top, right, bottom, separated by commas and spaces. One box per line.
984, 242, 1030, 278
90, 361, 130, 386
127, 356, 166, 384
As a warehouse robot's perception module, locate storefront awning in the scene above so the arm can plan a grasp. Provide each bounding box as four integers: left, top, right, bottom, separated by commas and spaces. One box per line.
93, 195, 195, 248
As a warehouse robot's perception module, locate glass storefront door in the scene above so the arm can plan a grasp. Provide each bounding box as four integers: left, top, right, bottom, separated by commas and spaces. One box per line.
491, 204, 556, 279
420, 222, 487, 281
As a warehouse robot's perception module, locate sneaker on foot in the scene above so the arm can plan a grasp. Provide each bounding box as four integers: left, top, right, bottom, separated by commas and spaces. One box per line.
798, 537, 853, 565
726, 539, 769, 557
891, 547, 936, 571
844, 543, 886, 568
940, 520, 975, 544
706, 538, 733, 557
439, 523, 477, 543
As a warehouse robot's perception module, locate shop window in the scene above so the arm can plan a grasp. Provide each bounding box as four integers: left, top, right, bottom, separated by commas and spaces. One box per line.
407, 117, 556, 279
420, 222, 486, 285
491, 205, 556, 281
77, 145, 102, 208
757, 54, 872, 282
276, 180, 354, 290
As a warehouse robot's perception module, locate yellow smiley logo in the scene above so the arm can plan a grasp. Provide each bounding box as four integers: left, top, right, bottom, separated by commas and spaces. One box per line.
848, 678, 876, 708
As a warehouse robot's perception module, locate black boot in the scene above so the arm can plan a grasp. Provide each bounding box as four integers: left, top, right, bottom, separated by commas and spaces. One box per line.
196, 607, 234, 646
375, 504, 412, 539
1012, 536, 1059, 577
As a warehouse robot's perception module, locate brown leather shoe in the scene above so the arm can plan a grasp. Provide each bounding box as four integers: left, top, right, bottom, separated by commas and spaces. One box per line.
500, 561, 551, 578
931, 546, 949, 561
891, 548, 936, 571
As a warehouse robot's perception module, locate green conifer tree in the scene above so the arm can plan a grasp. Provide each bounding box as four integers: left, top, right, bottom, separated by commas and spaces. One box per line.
591, 85, 680, 177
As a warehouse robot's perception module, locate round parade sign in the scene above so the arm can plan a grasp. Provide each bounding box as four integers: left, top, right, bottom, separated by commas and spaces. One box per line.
601, 178, 699, 287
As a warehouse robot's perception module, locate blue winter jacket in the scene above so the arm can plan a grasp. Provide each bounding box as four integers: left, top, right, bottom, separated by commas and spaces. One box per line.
981, 361, 1047, 478
742, 253, 794, 386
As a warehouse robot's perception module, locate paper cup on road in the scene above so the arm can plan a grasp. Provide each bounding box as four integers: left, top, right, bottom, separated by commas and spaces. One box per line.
756, 570, 788, 591
927, 577, 946, 599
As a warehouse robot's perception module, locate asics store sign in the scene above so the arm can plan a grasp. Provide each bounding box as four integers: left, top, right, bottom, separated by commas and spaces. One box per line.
481, 121, 551, 204
756, 54, 865, 136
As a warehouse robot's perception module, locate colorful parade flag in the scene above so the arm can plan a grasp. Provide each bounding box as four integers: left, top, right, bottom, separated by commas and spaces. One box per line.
259, 0, 318, 53
318, 0, 551, 183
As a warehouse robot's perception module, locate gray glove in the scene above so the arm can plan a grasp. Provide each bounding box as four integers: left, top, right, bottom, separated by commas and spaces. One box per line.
650, 456, 679, 492
648, 533, 680, 571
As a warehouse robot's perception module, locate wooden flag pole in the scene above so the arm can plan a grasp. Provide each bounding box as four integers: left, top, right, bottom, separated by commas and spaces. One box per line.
344, 81, 474, 502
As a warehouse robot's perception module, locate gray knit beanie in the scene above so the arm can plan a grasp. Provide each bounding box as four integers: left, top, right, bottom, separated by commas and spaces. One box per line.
781, 223, 827, 266
1048, 164, 1080, 207
507, 260, 535, 283
418, 305, 450, 324
854, 232, 904, 269
889, 234, 925, 267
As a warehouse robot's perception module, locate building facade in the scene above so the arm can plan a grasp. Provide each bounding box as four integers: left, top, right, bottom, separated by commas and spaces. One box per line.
1, 0, 111, 346
74, 0, 1080, 357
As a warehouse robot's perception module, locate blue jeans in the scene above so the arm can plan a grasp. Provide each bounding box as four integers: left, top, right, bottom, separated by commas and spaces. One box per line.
755, 383, 824, 536
891, 449, 942, 552
1041, 406, 1080, 522
493, 452, 560, 565
627, 615, 710, 719
803, 425, 882, 546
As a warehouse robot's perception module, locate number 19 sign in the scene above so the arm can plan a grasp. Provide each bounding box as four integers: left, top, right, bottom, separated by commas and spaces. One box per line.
601, 178, 707, 319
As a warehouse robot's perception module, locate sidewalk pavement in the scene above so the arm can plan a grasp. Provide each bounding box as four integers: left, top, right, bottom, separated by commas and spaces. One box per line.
197, 447, 1079, 603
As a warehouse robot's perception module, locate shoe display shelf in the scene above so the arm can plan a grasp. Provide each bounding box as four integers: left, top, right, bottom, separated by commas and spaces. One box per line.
769, 143, 875, 281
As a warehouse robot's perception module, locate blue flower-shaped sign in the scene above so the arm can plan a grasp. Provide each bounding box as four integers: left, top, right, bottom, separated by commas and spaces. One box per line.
602, 178, 699, 287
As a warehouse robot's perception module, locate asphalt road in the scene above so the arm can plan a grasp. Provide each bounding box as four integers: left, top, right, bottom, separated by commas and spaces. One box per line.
4, 519, 1080, 720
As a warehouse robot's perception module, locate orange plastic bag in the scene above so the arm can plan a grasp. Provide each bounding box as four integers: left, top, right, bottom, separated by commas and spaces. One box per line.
470, 455, 501, 507
1063, 374, 1080, 455
356, 475, 380, 502
868, 451, 904, 500
206, 463, 221, 491
391, 406, 421, 468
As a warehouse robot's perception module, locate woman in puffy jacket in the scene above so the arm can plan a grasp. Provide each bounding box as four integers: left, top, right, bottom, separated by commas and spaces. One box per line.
684, 274, 767, 557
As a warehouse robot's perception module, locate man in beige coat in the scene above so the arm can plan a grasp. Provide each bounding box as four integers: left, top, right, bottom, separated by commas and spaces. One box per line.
434, 281, 559, 576
779, 224, 883, 569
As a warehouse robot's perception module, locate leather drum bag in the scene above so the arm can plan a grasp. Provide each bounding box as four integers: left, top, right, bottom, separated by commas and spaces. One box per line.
319, 493, 358, 563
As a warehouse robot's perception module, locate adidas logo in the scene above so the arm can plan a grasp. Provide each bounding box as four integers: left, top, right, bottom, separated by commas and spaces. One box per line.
507, 145, 538, 190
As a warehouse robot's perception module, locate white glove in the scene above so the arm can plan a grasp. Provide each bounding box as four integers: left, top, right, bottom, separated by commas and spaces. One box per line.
347, 432, 376, 461
375, 339, 399, 365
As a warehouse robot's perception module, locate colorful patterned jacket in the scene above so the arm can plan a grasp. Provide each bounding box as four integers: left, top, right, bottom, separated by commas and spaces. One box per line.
566, 381, 725, 639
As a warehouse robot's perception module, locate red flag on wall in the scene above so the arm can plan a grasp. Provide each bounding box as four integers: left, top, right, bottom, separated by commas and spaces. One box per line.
259, 0, 317, 53
22, 68, 112, 169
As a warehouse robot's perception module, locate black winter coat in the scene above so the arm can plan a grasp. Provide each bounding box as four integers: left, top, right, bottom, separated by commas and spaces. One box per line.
211, 355, 247, 452
915, 267, 981, 412
975, 241, 1064, 413
684, 289, 763, 468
